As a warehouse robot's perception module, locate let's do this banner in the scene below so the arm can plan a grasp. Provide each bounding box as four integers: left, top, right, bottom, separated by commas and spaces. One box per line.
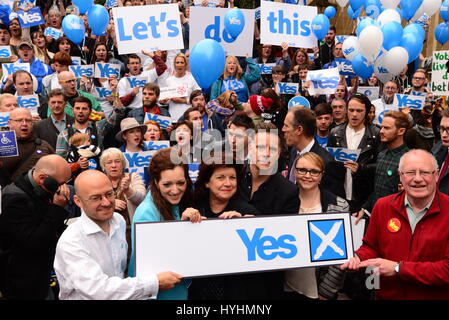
112, 4, 184, 55
326, 147, 361, 162
145, 113, 172, 130
431, 50, 449, 95
135, 213, 354, 278
189, 7, 255, 57
306, 68, 340, 95
393, 93, 426, 110
0, 130, 18, 157
357, 86, 380, 101
260, 2, 317, 49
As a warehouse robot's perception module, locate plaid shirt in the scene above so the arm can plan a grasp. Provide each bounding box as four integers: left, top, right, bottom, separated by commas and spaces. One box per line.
364, 143, 409, 211
56, 108, 125, 158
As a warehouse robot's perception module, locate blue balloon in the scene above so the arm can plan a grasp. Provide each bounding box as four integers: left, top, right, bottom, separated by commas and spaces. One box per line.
324, 6, 337, 19
73, 0, 93, 15
87, 5, 109, 37
441, 0, 449, 22
435, 22, 449, 45
348, 5, 362, 19
365, 0, 381, 19
62, 14, 85, 44
190, 39, 225, 89
403, 23, 425, 42
356, 17, 377, 37
382, 22, 403, 50
400, 33, 423, 63
312, 14, 330, 40
352, 54, 374, 79
349, 0, 364, 11
400, 0, 423, 21
224, 8, 245, 39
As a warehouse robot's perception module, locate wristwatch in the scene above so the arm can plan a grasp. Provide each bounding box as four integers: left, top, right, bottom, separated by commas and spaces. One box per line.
394, 262, 401, 274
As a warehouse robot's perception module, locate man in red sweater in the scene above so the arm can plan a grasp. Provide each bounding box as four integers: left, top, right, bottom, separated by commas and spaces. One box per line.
341, 149, 449, 300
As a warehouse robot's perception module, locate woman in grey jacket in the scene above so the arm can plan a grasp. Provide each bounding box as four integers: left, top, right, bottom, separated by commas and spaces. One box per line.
284, 151, 348, 300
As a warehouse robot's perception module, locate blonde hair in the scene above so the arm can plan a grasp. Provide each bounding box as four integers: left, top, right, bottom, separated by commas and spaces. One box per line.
69, 132, 90, 147
99, 147, 127, 171
296, 152, 325, 172
174, 53, 190, 72
223, 56, 243, 80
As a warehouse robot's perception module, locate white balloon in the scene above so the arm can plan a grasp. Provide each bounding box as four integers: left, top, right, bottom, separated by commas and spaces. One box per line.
359, 25, 384, 62
342, 36, 360, 61
412, 0, 442, 21
380, 0, 400, 9
377, 9, 401, 26
336, 0, 349, 8
374, 55, 395, 83
382, 47, 409, 75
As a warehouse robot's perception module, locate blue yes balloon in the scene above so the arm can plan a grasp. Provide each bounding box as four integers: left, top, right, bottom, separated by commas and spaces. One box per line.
356, 17, 377, 37
87, 5, 109, 37
324, 6, 337, 19
365, 0, 381, 19
400, 33, 423, 63
435, 22, 449, 45
400, 0, 423, 21
352, 54, 374, 79
190, 39, 225, 89
382, 22, 403, 50
224, 8, 245, 39
349, 0, 364, 11
348, 5, 362, 19
403, 23, 425, 42
62, 14, 85, 44
311, 14, 330, 40
441, 0, 449, 22
73, 0, 93, 15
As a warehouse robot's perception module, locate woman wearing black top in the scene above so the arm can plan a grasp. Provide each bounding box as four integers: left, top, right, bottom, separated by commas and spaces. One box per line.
189, 159, 260, 300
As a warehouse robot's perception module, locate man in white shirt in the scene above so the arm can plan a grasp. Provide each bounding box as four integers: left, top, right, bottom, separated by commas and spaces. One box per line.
53, 170, 182, 300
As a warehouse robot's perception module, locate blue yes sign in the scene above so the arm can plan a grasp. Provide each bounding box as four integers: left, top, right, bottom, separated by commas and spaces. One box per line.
17, 94, 39, 109
276, 82, 299, 94
0, 46, 12, 59
70, 65, 94, 78
145, 113, 172, 129
95, 63, 120, 79
17, 7, 44, 28
393, 94, 425, 110
237, 228, 297, 261
326, 147, 361, 162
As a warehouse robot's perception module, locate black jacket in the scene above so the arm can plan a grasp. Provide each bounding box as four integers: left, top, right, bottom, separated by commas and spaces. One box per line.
326, 123, 381, 211
433, 141, 449, 196
33, 115, 75, 150
0, 172, 69, 300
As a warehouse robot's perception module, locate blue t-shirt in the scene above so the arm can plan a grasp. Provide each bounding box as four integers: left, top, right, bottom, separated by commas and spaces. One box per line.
221, 77, 247, 102
315, 135, 329, 148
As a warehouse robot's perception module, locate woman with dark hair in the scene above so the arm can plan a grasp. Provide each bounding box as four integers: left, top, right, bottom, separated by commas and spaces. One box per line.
129, 148, 201, 300
90, 42, 125, 75
288, 48, 314, 79
8, 18, 22, 48
170, 120, 199, 164
189, 158, 260, 300
31, 30, 54, 65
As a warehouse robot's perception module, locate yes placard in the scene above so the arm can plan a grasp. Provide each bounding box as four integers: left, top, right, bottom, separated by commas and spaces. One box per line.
276, 82, 299, 95
2, 63, 30, 77
326, 147, 361, 162
145, 113, 173, 129
393, 94, 426, 110
95, 63, 120, 79
306, 68, 340, 95
70, 65, 94, 78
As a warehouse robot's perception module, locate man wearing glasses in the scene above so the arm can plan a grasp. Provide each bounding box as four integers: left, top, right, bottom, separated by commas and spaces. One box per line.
56, 71, 103, 118
432, 108, 449, 195
0, 108, 53, 187
341, 149, 449, 300
404, 69, 430, 97
0, 155, 72, 299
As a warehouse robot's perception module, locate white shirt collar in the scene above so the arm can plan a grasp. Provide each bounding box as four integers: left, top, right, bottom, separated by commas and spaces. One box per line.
299, 139, 315, 155
80, 210, 121, 236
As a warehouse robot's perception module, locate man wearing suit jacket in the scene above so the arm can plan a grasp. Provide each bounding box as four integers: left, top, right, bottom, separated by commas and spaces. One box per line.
282, 106, 340, 193
34, 89, 74, 150
432, 108, 449, 195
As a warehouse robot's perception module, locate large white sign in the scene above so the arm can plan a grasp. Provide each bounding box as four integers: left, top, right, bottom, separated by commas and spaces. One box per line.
135, 213, 354, 278
189, 7, 255, 57
260, 2, 317, 48
372, 98, 397, 125
113, 4, 184, 55
393, 93, 426, 110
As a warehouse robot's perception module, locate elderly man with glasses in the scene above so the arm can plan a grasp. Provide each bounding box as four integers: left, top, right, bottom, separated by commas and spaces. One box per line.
341, 149, 449, 300
0, 108, 54, 187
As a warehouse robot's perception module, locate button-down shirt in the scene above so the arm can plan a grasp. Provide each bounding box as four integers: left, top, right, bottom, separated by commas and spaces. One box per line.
404, 196, 433, 234
51, 114, 67, 133
54, 211, 158, 300
345, 126, 365, 200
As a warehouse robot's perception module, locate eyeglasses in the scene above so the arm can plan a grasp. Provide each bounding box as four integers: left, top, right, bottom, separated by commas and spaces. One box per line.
10, 118, 32, 124
399, 170, 436, 178
81, 190, 116, 203
440, 126, 449, 135
60, 79, 76, 84
413, 77, 426, 81
295, 167, 322, 177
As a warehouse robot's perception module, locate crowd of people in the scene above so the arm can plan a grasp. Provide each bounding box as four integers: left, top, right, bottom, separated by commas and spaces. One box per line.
0, 0, 449, 301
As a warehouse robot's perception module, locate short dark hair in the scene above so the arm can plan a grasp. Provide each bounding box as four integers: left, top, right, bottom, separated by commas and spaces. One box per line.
183, 106, 201, 120
329, 25, 337, 33
48, 88, 66, 100
189, 89, 205, 104
314, 103, 333, 117
127, 54, 141, 63
228, 111, 255, 130
13, 70, 32, 83
348, 93, 371, 123
289, 107, 316, 138
0, 24, 10, 35
143, 83, 160, 97
73, 96, 92, 110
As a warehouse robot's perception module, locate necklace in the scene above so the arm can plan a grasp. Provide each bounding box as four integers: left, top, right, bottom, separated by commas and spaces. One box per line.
299, 203, 320, 213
